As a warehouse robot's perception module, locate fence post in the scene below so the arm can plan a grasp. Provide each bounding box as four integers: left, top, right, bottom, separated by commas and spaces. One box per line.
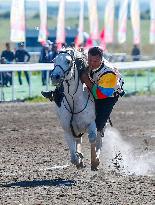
147, 68, 151, 92
46, 70, 49, 91
0, 72, 4, 101
12, 71, 15, 101
29, 71, 32, 97
134, 70, 137, 92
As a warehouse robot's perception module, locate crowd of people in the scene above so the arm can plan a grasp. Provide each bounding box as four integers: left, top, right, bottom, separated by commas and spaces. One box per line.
0, 41, 59, 87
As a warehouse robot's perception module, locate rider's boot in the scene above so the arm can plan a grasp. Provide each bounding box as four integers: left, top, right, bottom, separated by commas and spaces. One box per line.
41, 90, 53, 102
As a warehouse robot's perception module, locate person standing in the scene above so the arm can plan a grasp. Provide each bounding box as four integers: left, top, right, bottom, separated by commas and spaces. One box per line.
39, 43, 51, 86
1, 42, 14, 63
14, 43, 31, 85
131, 44, 141, 61
1, 42, 15, 86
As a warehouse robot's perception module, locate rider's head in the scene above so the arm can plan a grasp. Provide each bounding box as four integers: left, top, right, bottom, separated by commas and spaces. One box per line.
88, 47, 103, 71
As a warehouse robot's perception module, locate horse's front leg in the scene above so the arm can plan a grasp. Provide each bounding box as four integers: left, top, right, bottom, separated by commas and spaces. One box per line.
64, 132, 83, 168
87, 122, 100, 170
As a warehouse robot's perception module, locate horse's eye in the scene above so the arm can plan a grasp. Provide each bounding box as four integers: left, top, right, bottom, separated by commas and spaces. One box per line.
66, 59, 70, 64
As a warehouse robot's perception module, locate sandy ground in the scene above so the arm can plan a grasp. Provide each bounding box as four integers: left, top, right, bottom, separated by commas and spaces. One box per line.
0, 96, 155, 205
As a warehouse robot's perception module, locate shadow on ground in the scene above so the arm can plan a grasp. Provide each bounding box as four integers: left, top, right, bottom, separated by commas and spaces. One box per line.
0, 178, 76, 188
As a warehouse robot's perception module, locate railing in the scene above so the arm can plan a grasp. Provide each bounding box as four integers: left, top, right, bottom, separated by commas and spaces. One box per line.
0, 63, 53, 101
0, 60, 155, 101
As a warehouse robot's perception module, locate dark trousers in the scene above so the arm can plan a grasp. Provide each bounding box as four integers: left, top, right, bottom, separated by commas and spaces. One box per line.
17, 71, 30, 85
0, 72, 12, 86
41, 70, 47, 86
95, 96, 119, 131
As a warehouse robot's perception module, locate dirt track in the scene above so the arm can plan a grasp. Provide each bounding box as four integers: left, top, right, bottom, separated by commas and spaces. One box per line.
0, 96, 155, 205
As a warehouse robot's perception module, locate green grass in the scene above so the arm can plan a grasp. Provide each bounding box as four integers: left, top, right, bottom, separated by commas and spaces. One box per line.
0, 17, 154, 56
1, 71, 155, 102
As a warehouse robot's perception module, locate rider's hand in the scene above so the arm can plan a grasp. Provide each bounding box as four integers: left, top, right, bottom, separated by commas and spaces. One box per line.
80, 72, 93, 90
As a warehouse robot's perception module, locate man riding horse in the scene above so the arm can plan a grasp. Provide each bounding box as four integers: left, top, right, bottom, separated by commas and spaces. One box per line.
42, 46, 124, 169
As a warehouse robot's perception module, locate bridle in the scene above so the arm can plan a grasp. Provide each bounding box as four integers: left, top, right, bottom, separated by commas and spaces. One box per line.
52, 51, 75, 78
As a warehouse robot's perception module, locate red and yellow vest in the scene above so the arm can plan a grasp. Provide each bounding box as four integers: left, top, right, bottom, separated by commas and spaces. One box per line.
90, 61, 124, 99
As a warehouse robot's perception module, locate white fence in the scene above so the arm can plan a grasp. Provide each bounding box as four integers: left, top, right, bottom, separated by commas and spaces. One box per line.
0, 60, 155, 101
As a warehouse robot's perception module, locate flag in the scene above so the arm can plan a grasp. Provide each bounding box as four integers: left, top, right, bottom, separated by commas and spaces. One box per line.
38, 0, 48, 44
130, 0, 140, 44
10, 0, 25, 42
56, 0, 66, 49
100, 28, 106, 50
104, 0, 115, 43
85, 37, 93, 48
88, 0, 99, 41
150, 0, 155, 44
75, 0, 84, 47
118, 0, 128, 44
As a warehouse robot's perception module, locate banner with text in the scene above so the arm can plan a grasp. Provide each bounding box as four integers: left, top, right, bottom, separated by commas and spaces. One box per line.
130, 0, 140, 44
56, 0, 66, 48
150, 0, 155, 44
118, 0, 128, 44
10, 0, 25, 42
75, 0, 84, 47
38, 0, 48, 44
104, 0, 115, 43
88, 0, 99, 41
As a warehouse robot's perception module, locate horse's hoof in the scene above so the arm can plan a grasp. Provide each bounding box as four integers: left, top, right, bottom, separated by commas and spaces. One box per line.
71, 152, 84, 169
91, 158, 100, 171
91, 165, 99, 171
76, 161, 85, 169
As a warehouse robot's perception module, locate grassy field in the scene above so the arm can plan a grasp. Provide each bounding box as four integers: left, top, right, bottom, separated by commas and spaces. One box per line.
0, 17, 155, 56
1, 70, 155, 102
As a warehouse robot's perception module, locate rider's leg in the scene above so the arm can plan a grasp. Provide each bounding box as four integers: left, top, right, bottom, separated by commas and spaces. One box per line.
95, 96, 119, 160
95, 96, 119, 132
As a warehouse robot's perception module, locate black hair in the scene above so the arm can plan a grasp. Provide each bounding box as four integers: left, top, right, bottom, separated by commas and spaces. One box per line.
88, 47, 103, 58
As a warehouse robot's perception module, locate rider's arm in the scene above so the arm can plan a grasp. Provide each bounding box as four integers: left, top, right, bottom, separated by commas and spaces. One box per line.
81, 71, 118, 99
80, 71, 93, 91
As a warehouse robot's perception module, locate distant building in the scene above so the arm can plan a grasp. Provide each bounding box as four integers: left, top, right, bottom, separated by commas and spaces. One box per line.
26, 28, 89, 52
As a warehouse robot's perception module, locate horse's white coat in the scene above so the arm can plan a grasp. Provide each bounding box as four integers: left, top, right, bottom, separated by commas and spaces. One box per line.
51, 50, 101, 166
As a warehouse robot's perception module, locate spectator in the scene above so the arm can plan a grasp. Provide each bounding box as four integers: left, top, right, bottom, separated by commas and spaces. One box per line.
1, 42, 14, 86
131, 44, 141, 61
1, 42, 14, 63
0, 57, 12, 87
48, 43, 58, 63
39, 43, 51, 86
14, 43, 31, 85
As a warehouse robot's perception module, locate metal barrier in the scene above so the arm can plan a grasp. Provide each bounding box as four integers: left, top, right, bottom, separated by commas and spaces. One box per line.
0, 63, 53, 101
0, 61, 155, 101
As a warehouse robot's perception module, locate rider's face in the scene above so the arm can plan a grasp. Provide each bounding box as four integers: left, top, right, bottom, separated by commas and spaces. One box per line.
88, 54, 102, 70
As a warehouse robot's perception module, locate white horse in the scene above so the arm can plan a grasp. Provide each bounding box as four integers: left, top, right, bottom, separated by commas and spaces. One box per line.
51, 49, 102, 170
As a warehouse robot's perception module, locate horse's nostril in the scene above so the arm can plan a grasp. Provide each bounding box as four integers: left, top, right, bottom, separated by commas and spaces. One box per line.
56, 75, 60, 79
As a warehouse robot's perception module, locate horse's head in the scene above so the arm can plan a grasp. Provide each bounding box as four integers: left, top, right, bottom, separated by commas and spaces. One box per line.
51, 49, 75, 86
